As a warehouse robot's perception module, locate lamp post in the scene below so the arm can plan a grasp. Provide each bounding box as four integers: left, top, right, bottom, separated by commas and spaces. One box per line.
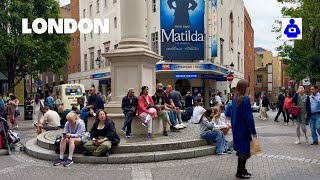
95, 56, 104, 68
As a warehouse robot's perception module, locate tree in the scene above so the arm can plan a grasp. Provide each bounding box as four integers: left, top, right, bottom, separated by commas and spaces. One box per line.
0, 0, 71, 93
274, 0, 320, 84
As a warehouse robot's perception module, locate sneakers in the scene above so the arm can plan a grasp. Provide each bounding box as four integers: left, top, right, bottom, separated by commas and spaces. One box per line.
217, 152, 228, 155
174, 124, 184, 129
274, 119, 279, 122
311, 142, 319, 145
120, 129, 126, 135
53, 158, 64, 166
180, 123, 187, 128
284, 123, 288, 126
63, 159, 74, 167
295, 140, 301, 145
142, 121, 148, 127
125, 135, 131, 138
170, 126, 180, 132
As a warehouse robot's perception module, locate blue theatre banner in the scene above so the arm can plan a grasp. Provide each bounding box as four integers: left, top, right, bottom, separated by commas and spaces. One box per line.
160, 0, 205, 60
211, 0, 218, 57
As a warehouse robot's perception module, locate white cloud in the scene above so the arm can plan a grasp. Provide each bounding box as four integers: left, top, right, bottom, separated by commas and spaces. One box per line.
244, 0, 286, 54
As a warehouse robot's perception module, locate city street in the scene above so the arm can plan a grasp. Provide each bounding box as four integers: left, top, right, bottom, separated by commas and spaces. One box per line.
0, 111, 319, 180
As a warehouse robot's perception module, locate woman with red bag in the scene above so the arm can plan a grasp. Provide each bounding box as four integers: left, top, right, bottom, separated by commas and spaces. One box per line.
292, 86, 311, 145
283, 92, 295, 125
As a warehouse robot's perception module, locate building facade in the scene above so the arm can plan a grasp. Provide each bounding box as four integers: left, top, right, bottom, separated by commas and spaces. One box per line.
254, 48, 284, 102
69, 0, 246, 107
244, 7, 254, 102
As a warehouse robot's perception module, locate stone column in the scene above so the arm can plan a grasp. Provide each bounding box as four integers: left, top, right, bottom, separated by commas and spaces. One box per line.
103, 0, 163, 135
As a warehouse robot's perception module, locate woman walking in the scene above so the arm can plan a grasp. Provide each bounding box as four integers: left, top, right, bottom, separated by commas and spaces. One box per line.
226, 80, 257, 179
292, 86, 311, 144
32, 94, 44, 127
8, 94, 20, 130
283, 92, 294, 125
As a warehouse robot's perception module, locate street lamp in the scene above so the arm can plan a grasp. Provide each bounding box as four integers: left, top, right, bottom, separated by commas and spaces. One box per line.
95, 56, 104, 68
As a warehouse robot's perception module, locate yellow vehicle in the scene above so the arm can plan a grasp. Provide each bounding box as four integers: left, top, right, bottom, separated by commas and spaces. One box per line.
52, 84, 86, 110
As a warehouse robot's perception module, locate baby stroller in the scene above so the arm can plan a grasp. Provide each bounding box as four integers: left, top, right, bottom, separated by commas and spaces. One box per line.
0, 117, 24, 155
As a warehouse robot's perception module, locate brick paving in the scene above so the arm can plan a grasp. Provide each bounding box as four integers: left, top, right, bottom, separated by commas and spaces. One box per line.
0, 111, 319, 180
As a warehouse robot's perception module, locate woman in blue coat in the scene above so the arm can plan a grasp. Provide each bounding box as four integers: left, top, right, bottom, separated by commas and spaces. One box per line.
226, 80, 257, 179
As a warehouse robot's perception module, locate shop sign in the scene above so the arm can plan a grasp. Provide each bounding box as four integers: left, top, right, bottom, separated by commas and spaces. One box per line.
174, 73, 198, 79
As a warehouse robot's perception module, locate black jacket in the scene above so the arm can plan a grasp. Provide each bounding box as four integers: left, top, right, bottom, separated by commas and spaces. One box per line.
292, 93, 311, 117
90, 120, 120, 146
121, 95, 138, 114
278, 93, 285, 106
262, 96, 270, 107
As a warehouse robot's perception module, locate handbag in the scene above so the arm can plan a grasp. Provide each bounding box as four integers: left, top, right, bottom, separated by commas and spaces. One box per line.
288, 106, 301, 116
250, 138, 262, 155
81, 132, 91, 145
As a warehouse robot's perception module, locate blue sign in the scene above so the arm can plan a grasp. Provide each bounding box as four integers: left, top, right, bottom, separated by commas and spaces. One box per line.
156, 63, 229, 74
284, 19, 301, 38
160, 0, 205, 60
211, 0, 218, 57
90, 72, 111, 79
174, 73, 198, 79
201, 74, 227, 81
99, 80, 111, 84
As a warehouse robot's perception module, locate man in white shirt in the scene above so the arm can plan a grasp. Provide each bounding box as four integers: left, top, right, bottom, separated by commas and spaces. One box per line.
36, 106, 60, 134
191, 101, 206, 124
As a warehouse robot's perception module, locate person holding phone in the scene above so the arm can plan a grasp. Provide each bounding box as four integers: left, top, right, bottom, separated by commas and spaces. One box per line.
84, 109, 120, 156
152, 88, 171, 136
53, 111, 85, 167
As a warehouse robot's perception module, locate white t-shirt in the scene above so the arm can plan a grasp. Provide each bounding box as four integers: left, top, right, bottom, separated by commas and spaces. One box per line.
215, 96, 222, 105
192, 106, 206, 124
43, 110, 60, 127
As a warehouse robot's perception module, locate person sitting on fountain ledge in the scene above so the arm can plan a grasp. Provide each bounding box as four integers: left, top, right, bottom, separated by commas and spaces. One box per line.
121, 88, 138, 138
152, 88, 171, 136
80, 86, 104, 131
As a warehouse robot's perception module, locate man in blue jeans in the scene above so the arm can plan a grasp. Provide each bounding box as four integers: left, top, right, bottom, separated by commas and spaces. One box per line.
121, 88, 138, 138
80, 87, 104, 131
309, 86, 320, 145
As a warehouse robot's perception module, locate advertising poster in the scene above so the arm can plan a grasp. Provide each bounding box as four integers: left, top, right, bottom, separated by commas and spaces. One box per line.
160, 0, 205, 60
211, 0, 218, 57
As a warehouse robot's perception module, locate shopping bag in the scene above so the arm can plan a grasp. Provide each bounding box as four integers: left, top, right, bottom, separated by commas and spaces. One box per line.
250, 138, 262, 155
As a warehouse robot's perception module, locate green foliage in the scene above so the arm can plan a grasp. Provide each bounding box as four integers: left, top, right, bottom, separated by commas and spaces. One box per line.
0, 0, 71, 92
275, 0, 320, 83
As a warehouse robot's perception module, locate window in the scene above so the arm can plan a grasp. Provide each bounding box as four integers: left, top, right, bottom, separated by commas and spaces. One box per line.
114, 17, 117, 28
89, 4, 92, 16
113, 0, 117, 3
65, 86, 82, 96
261, 63, 264, 67
229, 12, 234, 43
104, 42, 111, 66
78, 64, 81, 72
152, 0, 156, 13
97, 50, 101, 68
89, 48, 94, 70
237, 52, 240, 71
220, 38, 224, 64
84, 54, 88, 71
84, 34, 86, 41
83, 9, 86, 18
114, 44, 118, 49
257, 76, 262, 84
151, 32, 159, 54
97, 0, 100, 13
105, 0, 107, 8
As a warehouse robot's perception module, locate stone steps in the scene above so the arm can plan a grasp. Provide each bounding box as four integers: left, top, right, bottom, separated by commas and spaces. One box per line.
37, 131, 208, 154
25, 138, 219, 164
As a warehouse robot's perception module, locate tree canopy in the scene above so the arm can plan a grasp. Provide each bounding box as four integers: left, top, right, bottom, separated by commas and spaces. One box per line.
274, 0, 320, 84
0, 0, 71, 93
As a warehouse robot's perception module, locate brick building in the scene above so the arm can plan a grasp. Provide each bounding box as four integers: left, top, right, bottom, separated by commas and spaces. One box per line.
244, 7, 254, 102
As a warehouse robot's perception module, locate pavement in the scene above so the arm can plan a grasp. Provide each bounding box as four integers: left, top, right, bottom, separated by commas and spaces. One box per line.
0, 111, 319, 180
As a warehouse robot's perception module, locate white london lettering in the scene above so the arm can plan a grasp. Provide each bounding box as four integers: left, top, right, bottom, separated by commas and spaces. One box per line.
161, 29, 204, 43
22, 18, 110, 34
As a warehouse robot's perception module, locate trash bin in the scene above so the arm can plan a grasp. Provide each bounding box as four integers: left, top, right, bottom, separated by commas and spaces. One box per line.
25, 105, 33, 120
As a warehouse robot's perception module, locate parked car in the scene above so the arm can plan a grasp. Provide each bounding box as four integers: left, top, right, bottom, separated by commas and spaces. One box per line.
251, 102, 260, 112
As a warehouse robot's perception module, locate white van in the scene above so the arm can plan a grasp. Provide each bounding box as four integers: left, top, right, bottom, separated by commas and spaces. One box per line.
52, 84, 86, 110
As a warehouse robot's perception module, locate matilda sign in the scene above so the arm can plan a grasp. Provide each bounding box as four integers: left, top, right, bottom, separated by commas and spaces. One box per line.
160, 0, 205, 60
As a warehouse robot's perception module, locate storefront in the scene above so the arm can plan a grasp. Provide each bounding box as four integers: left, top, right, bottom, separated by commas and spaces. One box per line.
155, 63, 230, 108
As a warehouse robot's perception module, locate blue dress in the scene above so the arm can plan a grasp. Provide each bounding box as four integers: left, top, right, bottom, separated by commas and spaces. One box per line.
226, 96, 257, 157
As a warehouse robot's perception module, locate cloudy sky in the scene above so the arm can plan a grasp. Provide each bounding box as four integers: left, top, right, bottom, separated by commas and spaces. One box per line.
59, 0, 284, 54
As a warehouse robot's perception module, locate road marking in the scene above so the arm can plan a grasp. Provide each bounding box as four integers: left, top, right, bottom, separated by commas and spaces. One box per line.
256, 153, 319, 164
